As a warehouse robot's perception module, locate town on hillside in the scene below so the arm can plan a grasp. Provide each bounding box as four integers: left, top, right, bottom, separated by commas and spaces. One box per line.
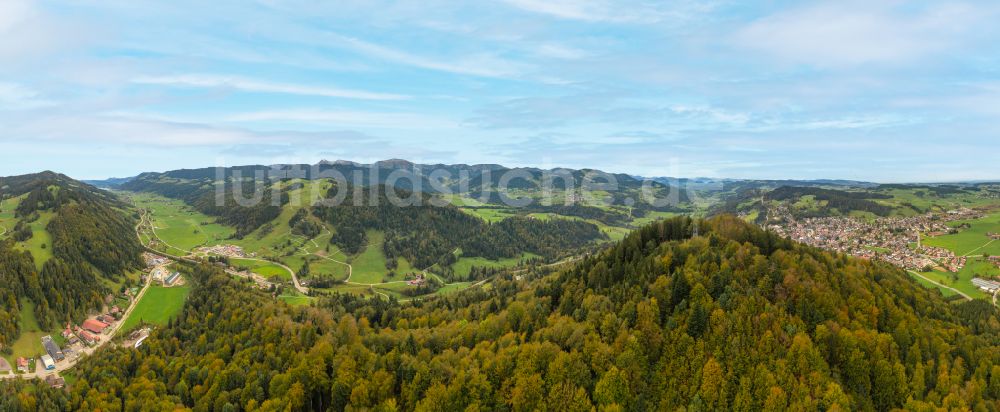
766, 206, 1000, 296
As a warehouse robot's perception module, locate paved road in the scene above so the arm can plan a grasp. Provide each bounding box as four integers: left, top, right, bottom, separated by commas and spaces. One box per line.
907, 270, 973, 301
1, 225, 157, 380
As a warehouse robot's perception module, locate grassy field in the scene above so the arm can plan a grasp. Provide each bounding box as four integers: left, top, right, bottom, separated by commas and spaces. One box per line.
3, 301, 56, 366
923, 211, 1000, 257
0, 194, 22, 240
630, 211, 678, 227
348, 231, 392, 283
324, 283, 381, 297
908, 274, 958, 297
451, 252, 538, 279
10, 211, 55, 269
911, 257, 995, 300
875, 188, 999, 216
437, 282, 473, 295
527, 211, 630, 241
277, 289, 314, 306
132, 192, 234, 252
120, 285, 191, 332
287, 253, 351, 282
459, 207, 518, 223
230, 258, 292, 280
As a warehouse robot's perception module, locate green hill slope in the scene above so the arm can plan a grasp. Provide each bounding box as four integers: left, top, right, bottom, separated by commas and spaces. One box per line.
0, 171, 143, 355
5, 216, 998, 410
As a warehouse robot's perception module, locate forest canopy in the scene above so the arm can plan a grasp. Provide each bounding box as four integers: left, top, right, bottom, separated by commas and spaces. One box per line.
4, 215, 998, 411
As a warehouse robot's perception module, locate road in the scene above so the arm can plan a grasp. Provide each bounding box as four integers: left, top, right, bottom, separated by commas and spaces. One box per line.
962, 239, 996, 257
907, 270, 973, 301
1, 219, 157, 381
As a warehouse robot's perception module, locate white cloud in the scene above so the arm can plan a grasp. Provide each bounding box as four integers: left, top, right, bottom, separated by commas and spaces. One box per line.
498, 0, 714, 24
225, 109, 459, 130
132, 74, 409, 101
329, 34, 529, 78
734, 1, 988, 67
0, 0, 93, 64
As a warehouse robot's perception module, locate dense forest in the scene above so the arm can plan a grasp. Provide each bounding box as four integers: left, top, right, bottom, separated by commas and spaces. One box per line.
4, 216, 998, 411
0, 172, 142, 352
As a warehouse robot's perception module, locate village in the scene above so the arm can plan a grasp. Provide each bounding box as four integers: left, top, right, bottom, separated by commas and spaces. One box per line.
767, 208, 983, 272
0, 252, 173, 385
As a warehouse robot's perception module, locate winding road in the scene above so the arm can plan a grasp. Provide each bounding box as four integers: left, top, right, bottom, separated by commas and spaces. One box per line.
907, 270, 973, 301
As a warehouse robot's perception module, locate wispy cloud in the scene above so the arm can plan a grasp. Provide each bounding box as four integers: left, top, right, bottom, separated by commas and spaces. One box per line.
499, 0, 715, 24
131, 74, 409, 101
328, 34, 530, 78
0, 82, 55, 109
225, 108, 460, 130
734, 1, 991, 67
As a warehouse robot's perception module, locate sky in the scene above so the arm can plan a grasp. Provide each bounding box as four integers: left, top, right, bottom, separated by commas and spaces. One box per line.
1, 0, 999, 182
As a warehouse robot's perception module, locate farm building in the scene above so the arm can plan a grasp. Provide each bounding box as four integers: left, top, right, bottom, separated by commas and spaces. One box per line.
79, 330, 100, 345
972, 278, 1000, 293
40, 355, 55, 371
41, 335, 65, 362
164, 272, 181, 286
82, 319, 109, 334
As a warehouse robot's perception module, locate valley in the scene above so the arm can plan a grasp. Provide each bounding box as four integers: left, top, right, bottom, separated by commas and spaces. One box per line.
2, 167, 1000, 411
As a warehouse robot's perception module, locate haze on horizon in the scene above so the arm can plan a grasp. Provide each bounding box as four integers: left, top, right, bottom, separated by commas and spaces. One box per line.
1, 0, 999, 182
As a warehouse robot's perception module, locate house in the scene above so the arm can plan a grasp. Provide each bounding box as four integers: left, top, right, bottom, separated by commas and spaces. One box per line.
16, 357, 29, 373
41, 335, 65, 362
40, 354, 55, 371
45, 374, 65, 389
82, 319, 109, 334
0, 357, 11, 374
79, 330, 100, 345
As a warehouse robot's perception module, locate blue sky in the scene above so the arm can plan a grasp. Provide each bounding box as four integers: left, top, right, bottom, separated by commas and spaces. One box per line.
1, 0, 998, 182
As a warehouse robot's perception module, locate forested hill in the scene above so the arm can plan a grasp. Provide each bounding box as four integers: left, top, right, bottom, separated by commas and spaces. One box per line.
5, 216, 999, 411
117, 160, 691, 222
120, 169, 608, 279
0, 171, 142, 352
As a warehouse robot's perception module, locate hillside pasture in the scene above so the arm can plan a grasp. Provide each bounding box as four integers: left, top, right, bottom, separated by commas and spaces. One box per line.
347, 231, 390, 284
120, 285, 191, 332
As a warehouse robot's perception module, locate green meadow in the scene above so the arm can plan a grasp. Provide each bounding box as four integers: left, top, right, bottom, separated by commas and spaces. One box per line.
450, 252, 538, 280
13, 211, 55, 269
347, 231, 393, 284
4, 301, 59, 367
121, 285, 191, 332
910, 257, 995, 300
230, 258, 292, 280
132, 192, 234, 253
923, 211, 1000, 257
